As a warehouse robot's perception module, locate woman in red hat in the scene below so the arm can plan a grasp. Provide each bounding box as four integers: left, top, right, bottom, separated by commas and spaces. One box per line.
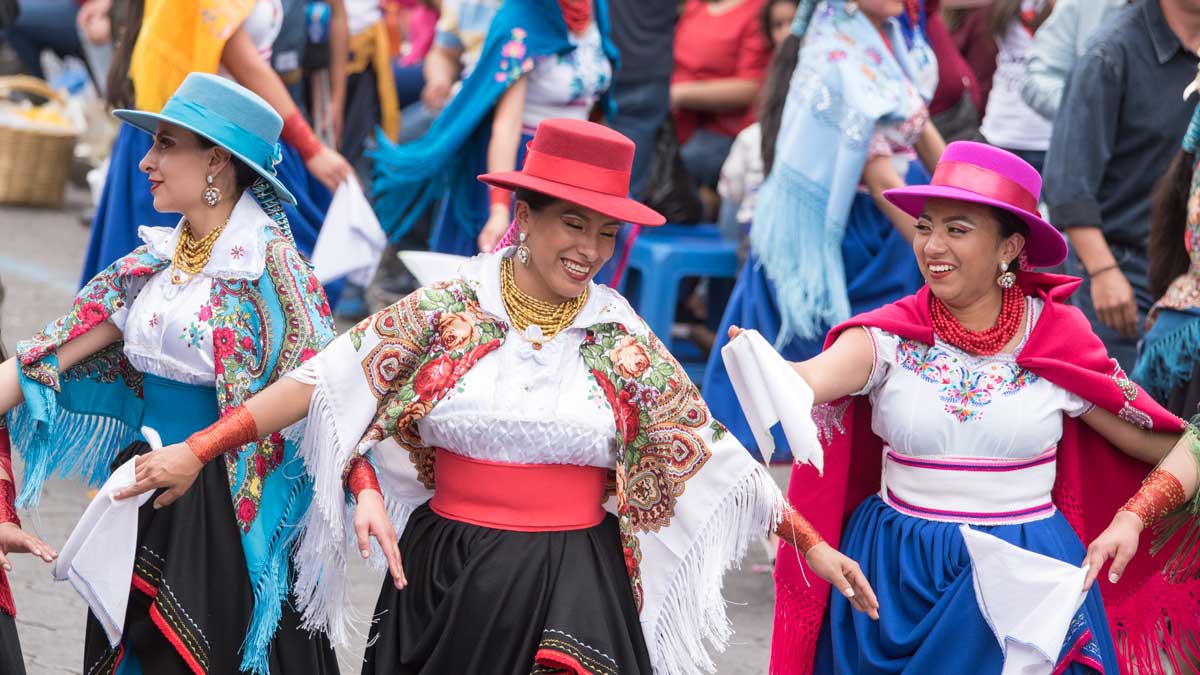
761, 141, 1199, 674
117, 118, 878, 675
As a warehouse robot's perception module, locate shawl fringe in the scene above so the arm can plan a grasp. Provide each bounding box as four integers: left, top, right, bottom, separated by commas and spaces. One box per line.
650, 464, 784, 675
1107, 572, 1200, 675
1132, 317, 1200, 402
7, 400, 135, 509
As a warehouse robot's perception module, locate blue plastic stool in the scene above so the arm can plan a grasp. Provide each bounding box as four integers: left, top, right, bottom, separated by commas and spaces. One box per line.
620, 224, 740, 378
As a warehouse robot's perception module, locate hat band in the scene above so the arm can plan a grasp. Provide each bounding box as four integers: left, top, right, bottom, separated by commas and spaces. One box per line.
931, 161, 1039, 214
521, 148, 630, 197
160, 97, 278, 171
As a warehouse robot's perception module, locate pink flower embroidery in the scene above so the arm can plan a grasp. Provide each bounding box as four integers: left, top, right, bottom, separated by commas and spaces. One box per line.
827, 49, 846, 62
148, 313, 159, 328
230, 245, 245, 259
198, 304, 213, 321
501, 41, 526, 59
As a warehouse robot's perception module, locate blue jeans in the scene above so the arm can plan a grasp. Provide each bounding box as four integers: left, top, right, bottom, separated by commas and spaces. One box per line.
4, 0, 83, 78
607, 77, 670, 199
1064, 243, 1152, 373
680, 128, 734, 190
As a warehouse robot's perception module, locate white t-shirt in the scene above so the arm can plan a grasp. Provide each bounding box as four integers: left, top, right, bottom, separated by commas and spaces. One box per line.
980, 0, 1054, 151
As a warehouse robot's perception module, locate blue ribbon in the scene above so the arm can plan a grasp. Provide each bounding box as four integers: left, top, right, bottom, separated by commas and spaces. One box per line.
159, 98, 278, 172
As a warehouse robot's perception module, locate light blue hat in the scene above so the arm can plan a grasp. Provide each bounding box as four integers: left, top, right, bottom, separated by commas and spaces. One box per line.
114, 72, 296, 205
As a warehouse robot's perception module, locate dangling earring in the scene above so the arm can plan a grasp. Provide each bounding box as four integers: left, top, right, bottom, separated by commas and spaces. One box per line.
516, 231, 531, 266
202, 175, 221, 208
997, 260, 1016, 289
845, 0, 858, 14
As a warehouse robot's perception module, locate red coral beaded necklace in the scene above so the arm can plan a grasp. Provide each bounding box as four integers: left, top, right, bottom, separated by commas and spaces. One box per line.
929, 284, 1025, 356
558, 0, 592, 35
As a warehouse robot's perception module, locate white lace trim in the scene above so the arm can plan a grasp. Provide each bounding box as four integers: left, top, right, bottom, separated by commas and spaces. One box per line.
138, 191, 269, 280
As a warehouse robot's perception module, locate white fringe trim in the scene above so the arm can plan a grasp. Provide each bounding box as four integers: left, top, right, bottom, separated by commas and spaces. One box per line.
649, 464, 785, 675
290, 377, 362, 647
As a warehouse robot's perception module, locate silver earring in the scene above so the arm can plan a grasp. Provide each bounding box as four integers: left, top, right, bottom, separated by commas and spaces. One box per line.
845, 0, 858, 14
202, 175, 221, 208
516, 231, 531, 266
997, 261, 1016, 289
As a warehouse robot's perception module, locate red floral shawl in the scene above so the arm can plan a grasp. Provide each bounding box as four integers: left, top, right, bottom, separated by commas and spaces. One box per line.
771, 273, 1198, 675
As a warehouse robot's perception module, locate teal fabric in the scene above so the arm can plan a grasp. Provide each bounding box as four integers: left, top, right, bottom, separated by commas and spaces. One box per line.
138, 374, 219, 445
1133, 307, 1200, 402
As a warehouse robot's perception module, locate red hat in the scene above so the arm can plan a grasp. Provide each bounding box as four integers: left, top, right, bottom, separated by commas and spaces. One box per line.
478, 118, 666, 227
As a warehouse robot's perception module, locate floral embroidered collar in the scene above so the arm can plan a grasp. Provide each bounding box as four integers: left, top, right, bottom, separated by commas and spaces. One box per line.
463, 248, 645, 337
138, 191, 268, 280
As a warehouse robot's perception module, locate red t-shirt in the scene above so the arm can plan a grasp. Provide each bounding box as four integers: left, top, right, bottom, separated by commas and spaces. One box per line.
672, 0, 771, 142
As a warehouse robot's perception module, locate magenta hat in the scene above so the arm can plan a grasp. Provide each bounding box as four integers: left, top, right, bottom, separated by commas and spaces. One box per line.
883, 141, 1067, 268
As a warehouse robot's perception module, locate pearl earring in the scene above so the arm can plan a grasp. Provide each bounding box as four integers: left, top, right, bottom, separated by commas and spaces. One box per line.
202, 175, 221, 208
997, 260, 1016, 289
516, 231, 531, 266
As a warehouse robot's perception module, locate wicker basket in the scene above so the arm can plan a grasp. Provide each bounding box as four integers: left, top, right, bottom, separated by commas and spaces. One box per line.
0, 75, 79, 208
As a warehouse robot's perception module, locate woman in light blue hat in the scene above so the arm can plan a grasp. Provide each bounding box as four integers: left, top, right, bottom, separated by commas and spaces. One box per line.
0, 72, 340, 675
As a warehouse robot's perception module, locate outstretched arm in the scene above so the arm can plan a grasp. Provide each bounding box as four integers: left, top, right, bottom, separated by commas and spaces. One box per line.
1080, 406, 1180, 465
114, 375, 315, 506
728, 325, 875, 405
0, 321, 122, 417
1084, 426, 1199, 589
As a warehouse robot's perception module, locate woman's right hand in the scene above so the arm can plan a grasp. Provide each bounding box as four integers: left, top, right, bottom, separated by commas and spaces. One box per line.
727, 325, 745, 341
805, 542, 880, 619
354, 489, 407, 590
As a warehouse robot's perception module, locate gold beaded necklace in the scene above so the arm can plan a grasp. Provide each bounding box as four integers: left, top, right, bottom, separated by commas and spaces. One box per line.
500, 256, 589, 347
171, 218, 228, 284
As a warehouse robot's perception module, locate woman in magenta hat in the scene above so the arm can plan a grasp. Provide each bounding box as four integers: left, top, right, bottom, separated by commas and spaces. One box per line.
760, 141, 1199, 674
118, 118, 878, 675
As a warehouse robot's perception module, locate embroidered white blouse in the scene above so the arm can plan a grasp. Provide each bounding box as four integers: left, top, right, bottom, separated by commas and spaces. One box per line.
107, 193, 271, 385
857, 297, 1094, 459
418, 252, 622, 468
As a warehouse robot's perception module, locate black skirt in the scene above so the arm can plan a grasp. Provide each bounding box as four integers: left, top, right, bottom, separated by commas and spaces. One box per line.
363, 503, 653, 675
83, 442, 340, 674
0, 611, 24, 675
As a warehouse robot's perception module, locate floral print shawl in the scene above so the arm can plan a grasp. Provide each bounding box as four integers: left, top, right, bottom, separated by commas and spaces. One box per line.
290, 251, 784, 675
6, 184, 335, 675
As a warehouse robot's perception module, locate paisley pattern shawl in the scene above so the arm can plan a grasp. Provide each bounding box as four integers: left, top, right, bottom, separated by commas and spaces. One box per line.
292, 252, 783, 675
7, 189, 335, 675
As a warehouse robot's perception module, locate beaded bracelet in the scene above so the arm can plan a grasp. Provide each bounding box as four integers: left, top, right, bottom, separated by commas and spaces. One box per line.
185, 406, 260, 464
776, 505, 824, 554
1120, 469, 1187, 528
346, 457, 381, 499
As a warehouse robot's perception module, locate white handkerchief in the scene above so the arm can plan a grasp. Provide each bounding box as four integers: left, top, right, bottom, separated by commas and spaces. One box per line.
53, 428, 157, 647
720, 329, 823, 471
397, 250, 469, 287
312, 179, 387, 286
960, 525, 1089, 675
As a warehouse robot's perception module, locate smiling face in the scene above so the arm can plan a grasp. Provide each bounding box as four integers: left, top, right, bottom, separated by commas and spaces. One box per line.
138, 121, 232, 214
914, 198, 1027, 308
512, 195, 621, 303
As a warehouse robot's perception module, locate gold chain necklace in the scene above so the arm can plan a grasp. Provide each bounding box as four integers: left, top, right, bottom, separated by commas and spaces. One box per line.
172, 218, 228, 284
500, 257, 588, 348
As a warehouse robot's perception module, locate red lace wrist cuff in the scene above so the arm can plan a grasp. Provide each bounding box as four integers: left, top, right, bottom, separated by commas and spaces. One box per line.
489, 187, 511, 209
1120, 469, 1187, 528
346, 457, 381, 499
281, 110, 323, 161
777, 506, 823, 554
186, 406, 259, 464
0, 481, 19, 528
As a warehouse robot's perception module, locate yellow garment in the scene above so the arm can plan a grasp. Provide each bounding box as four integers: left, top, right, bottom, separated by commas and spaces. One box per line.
347, 21, 399, 142
129, 0, 255, 113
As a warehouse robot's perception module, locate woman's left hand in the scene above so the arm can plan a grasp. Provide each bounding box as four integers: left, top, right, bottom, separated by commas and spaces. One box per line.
114, 443, 204, 509
1082, 510, 1143, 591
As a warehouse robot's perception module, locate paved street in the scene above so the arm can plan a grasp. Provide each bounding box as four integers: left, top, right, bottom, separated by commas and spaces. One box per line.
0, 189, 778, 674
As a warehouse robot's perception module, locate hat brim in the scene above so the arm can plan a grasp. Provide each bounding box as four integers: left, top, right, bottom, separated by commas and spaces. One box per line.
113, 109, 298, 206
478, 171, 666, 227
883, 184, 1067, 268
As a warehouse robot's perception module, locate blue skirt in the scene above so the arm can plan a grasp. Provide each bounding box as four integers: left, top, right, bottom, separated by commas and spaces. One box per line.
80, 124, 332, 285
702, 166, 928, 462
814, 496, 1116, 675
